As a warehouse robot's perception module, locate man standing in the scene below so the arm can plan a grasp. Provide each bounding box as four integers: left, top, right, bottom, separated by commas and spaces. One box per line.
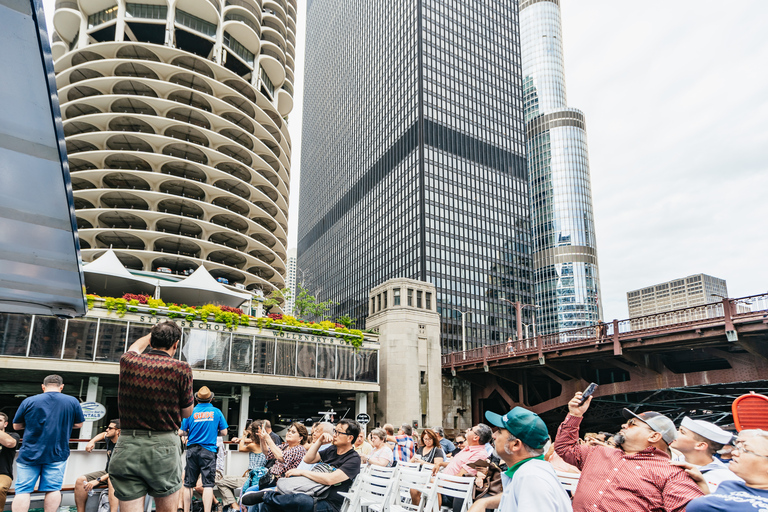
12, 375, 84, 512
670, 417, 741, 492
470, 407, 571, 512
0, 412, 21, 511
180, 386, 228, 512
433, 426, 456, 455
109, 321, 194, 512
386, 424, 416, 464
252, 419, 362, 512
75, 419, 121, 512
554, 391, 704, 511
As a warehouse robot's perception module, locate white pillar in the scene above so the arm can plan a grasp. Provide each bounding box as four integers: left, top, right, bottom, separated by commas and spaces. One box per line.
78, 377, 99, 449
238, 386, 250, 436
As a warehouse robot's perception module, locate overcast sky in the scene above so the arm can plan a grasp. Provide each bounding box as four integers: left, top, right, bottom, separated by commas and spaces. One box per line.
44, 1, 768, 321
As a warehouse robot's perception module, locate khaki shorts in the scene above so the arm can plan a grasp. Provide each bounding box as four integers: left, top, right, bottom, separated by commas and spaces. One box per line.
109, 430, 183, 501
82, 470, 108, 483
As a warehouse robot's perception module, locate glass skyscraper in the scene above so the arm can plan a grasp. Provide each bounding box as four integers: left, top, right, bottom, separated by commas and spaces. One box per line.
520, 0, 602, 334
299, 0, 533, 352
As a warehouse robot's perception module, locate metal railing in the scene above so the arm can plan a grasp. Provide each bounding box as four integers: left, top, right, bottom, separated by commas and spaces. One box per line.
443, 293, 768, 368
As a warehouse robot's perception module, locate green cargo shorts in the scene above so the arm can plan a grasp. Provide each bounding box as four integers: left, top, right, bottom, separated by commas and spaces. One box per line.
109, 430, 183, 501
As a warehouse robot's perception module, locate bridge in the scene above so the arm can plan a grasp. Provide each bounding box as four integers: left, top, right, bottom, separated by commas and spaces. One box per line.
442, 294, 768, 432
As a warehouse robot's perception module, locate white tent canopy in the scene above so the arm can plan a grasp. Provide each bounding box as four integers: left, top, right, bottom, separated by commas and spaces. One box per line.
159, 265, 250, 308
84, 249, 157, 297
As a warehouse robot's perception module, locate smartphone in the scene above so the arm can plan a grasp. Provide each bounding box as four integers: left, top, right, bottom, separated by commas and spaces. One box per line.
579, 383, 598, 405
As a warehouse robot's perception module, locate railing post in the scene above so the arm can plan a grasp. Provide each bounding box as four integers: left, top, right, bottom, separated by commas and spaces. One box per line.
723, 298, 738, 341
537, 334, 544, 365
612, 319, 622, 355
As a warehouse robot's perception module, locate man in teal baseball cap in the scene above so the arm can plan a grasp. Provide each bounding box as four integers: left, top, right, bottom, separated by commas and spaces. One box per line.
479, 407, 572, 512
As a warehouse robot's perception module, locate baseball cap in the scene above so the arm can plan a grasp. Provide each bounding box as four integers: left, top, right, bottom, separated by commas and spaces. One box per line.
485, 407, 550, 449
622, 409, 677, 445
680, 417, 734, 445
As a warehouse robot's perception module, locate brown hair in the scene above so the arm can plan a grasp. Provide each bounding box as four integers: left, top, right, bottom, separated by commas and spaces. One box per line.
249, 420, 264, 446
0, 412, 8, 424
421, 428, 440, 448
690, 431, 725, 457
292, 422, 309, 445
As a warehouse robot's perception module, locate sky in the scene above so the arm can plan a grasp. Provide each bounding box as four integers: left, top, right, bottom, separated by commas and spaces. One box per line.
43, 1, 768, 321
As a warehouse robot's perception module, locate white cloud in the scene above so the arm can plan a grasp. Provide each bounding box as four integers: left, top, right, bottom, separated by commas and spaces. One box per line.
561, 0, 768, 319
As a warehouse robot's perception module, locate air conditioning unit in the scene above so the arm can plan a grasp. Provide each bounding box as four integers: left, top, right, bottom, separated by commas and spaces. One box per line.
235, 283, 245, 290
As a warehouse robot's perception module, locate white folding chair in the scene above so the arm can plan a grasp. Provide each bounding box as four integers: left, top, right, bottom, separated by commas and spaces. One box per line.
420, 473, 475, 512
555, 470, 580, 497
378, 467, 433, 512
396, 461, 423, 471
342, 466, 399, 512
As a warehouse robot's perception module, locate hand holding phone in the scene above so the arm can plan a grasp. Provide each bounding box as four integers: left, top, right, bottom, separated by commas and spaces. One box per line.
579, 383, 598, 405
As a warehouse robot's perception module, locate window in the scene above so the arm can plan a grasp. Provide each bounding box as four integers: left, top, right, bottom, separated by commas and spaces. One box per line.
377, 294, 381, 311
407, 289, 413, 306
371, 297, 375, 314
417, 291, 423, 308
383, 291, 388, 309
426, 292, 432, 310
393, 288, 401, 306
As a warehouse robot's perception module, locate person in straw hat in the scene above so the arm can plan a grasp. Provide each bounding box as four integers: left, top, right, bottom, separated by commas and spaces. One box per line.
180, 386, 228, 512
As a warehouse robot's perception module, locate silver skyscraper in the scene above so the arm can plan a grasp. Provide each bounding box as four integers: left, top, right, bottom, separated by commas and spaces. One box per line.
520, 0, 603, 334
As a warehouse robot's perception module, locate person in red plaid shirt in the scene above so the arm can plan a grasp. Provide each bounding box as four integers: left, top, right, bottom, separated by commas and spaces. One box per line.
554, 391, 705, 512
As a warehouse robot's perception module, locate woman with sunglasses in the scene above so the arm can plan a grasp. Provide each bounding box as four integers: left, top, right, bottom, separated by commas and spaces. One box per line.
675, 429, 768, 511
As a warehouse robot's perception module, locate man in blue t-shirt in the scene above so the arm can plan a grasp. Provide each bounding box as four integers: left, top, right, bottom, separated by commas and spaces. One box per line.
180, 386, 227, 512
12, 374, 84, 512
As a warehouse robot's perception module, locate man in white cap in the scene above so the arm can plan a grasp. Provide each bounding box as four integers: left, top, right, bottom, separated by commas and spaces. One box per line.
670, 417, 742, 492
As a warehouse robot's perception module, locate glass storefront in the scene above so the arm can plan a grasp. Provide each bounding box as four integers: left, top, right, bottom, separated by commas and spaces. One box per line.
0, 313, 378, 383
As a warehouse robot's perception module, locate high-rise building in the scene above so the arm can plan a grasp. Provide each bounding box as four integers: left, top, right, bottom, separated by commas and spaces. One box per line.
298, 0, 533, 352
627, 274, 728, 318
285, 247, 296, 315
50, 0, 296, 296
519, 0, 602, 334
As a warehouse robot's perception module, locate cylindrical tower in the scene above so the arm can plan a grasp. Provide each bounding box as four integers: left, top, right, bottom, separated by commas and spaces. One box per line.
520, 0, 603, 335
50, 0, 296, 296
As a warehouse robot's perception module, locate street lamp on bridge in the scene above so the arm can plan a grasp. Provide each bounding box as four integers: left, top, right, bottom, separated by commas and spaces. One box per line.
500, 298, 540, 341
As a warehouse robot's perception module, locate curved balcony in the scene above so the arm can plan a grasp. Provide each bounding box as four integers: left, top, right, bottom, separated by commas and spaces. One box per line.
222, 18, 261, 56
259, 46, 285, 87
53, 1, 82, 44
262, 0, 286, 25
277, 86, 293, 116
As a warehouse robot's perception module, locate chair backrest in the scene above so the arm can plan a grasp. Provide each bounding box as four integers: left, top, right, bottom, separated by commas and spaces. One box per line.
732, 392, 768, 431
422, 474, 475, 512
555, 470, 580, 497
397, 461, 422, 471
393, 467, 432, 506
345, 467, 399, 512
420, 463, 435, 473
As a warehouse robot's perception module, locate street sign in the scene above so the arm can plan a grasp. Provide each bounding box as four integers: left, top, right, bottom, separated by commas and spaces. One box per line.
356, 413, 370, 425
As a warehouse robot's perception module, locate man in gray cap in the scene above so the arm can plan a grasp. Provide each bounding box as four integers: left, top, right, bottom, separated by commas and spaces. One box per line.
471, 407, 572, 512
554, 391, 704, 511
670, 417, 741, 492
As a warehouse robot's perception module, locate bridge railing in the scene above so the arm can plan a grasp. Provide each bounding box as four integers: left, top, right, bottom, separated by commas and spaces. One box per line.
442, 293, 768, 367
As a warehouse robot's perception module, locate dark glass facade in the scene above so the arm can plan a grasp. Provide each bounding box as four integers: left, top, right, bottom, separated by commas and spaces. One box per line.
299, 0, 533, 352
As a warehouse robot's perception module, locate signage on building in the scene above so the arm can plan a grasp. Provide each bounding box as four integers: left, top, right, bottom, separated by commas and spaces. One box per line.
81, 402, 107, 421
356, 413, 370, 425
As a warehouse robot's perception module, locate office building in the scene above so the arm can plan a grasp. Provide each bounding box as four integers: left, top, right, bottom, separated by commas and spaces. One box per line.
285, 247, 297, 315
298, 0, 534, 352
520, 0, 602, 334
50, 0, 296, 295
627, 273, 728, 317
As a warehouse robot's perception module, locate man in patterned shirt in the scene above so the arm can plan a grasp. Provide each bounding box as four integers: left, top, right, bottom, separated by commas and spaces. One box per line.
109, 321, 194, 512
386, 423, 416, 463
554, 391, 704, 512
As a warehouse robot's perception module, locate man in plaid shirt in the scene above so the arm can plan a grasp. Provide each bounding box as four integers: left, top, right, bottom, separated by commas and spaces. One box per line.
554, 391, 705, 512
386, 423, 416, 463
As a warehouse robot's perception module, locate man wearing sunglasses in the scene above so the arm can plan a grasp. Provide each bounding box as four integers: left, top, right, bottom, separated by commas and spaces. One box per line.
553, 391, 704, 511
75, 420, 121, 512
